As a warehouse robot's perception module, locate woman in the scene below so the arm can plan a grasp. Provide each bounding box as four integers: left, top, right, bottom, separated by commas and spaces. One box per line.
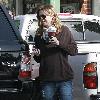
34, 4, 78, 100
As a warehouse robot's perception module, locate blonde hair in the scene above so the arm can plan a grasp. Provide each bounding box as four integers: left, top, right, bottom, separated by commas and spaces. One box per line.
36, 4, 62, 35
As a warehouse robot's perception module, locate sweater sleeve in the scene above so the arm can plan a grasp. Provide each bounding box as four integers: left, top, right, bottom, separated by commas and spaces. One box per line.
33, 35, 41, 63
58, 26, 78, 56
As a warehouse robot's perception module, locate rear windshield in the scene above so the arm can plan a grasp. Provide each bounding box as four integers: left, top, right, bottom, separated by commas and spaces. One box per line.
0, 4, 25, 51
61, 20, 100, 42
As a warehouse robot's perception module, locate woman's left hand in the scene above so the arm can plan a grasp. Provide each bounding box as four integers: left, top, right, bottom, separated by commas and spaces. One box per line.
32, 48, 40, 56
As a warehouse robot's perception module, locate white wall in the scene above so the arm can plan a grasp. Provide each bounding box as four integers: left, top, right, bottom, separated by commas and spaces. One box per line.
16, 0, 23, 15
93, 0, 100, 16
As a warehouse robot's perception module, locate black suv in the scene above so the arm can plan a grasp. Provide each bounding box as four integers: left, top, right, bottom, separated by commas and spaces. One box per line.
0, 4, 33, 100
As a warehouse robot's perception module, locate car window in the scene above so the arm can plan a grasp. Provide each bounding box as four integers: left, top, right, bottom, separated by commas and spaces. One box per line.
61, 20, 100, 42
14, 20, 20, 29
84, 21, 100, 41
61, 21, 83, 41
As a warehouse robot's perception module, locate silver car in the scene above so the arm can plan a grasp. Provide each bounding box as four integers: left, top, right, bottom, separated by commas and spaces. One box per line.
15, 13, 100, 100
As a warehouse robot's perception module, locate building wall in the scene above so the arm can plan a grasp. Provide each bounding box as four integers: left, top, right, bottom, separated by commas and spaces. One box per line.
1, 0, 100, 16
92, 0, 100, 16
16, 0, 23, 15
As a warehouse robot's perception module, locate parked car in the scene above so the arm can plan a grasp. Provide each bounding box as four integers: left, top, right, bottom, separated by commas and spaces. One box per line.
14, 13, 100, 100
0, 4, 33, 100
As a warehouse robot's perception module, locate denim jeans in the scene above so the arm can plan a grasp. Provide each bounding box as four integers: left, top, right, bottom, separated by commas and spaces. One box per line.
40, 80, 73, 100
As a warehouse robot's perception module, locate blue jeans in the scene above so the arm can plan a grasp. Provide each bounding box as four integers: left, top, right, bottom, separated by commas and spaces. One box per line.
40, 81, 73, 100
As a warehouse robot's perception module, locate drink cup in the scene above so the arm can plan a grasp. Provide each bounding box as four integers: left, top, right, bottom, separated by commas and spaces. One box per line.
47, 26, 57, 38
48, 32, 55, 37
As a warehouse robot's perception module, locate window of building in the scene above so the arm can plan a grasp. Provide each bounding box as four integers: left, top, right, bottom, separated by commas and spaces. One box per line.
60, 0, 83, 14
0, 0, 16, 16
23, 0, 42, 14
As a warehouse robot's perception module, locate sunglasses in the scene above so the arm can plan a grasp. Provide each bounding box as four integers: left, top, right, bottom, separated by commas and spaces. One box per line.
38, 15, 46, 20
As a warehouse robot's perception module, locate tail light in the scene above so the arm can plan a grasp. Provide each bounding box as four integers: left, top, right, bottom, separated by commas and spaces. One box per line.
83, 62, 98, 89
19, 52, 31, 79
